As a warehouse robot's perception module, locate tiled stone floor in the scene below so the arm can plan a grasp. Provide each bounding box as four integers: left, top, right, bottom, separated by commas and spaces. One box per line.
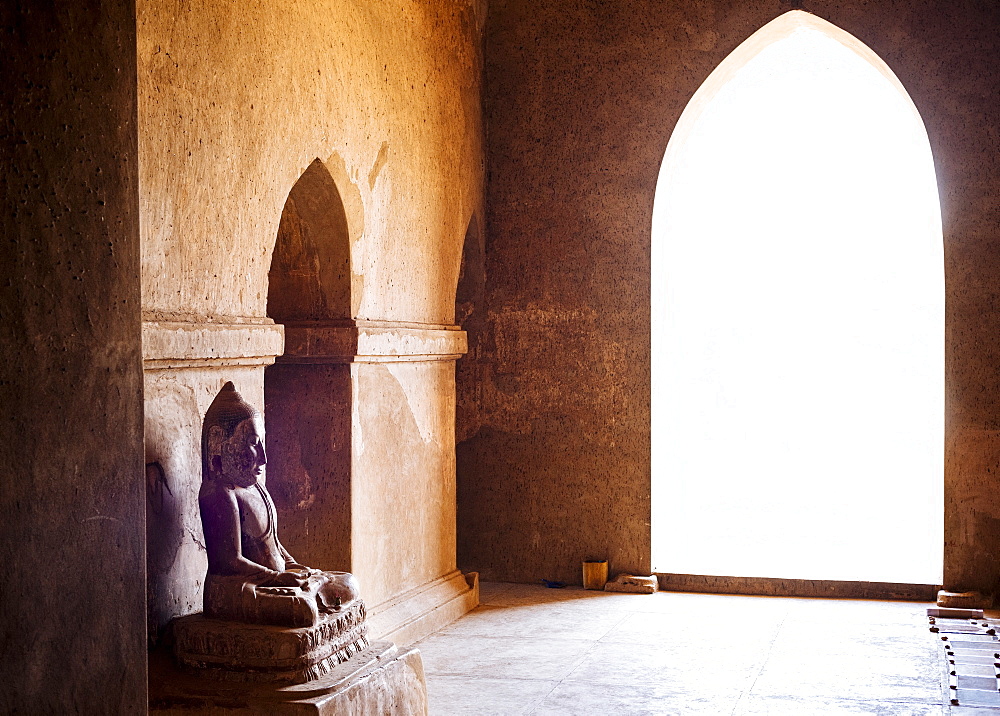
413, 581, 959, 715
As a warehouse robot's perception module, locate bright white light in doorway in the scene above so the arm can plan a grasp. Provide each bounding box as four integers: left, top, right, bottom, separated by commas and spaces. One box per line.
651, 17, 944, 584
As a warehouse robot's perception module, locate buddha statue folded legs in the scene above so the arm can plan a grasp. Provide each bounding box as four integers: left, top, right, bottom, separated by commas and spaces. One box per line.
203, 568, 363, 628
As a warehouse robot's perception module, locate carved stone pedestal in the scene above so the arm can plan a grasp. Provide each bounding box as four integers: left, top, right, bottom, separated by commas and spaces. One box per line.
150, 640, 428, 715
172, 601, 368, 684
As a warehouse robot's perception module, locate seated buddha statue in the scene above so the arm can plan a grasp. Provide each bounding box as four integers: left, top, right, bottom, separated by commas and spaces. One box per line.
199, 381, 361, 628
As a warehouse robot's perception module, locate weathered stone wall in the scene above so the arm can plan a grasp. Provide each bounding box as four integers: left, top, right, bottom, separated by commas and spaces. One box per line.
139, 0, 485, 638
138, 0, 483, 325
0, 1, 147, 711
462, 0, 1000, 590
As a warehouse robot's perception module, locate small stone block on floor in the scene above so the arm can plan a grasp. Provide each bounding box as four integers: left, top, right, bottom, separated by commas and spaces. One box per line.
604, 574, 658, 594
929, 606, 985, 619
954, 688, 1000, 708
950, 654, 998, 665
956, 674, 999, 690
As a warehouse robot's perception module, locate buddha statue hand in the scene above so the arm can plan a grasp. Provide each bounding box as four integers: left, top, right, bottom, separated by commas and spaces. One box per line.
257, 586, 298, 596
315, 571, 362, 613
260, 569, 310, 589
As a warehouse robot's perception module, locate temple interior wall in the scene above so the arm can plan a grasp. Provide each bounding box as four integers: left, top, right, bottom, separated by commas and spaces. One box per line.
353, 361, 460, 603
137, 0, 484, 639
6, 1, 1000, 712
459, 0, 1000, 591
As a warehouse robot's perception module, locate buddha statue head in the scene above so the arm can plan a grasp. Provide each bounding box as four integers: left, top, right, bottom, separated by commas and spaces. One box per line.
201, 381, 268, 488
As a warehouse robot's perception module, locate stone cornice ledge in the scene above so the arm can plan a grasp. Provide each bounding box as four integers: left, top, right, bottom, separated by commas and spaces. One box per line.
281, 320, 467, 364
142, 321, 285, 370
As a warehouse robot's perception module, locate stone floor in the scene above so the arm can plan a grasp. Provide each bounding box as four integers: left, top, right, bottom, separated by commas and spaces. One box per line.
412, 581, 970, 715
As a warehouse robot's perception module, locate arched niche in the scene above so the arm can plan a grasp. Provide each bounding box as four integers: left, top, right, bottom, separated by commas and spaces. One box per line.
455, 213, 484, 327
264, 158, 354, 572
455, 212, 485, 448
268, 158, 352, 322
650, 11, 944, 584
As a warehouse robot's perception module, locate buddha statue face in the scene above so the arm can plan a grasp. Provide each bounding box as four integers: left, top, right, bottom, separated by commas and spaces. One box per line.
208, 416, 267, 488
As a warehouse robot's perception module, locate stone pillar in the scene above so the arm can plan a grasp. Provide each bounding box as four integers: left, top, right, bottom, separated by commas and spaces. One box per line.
0, 1, 146, 711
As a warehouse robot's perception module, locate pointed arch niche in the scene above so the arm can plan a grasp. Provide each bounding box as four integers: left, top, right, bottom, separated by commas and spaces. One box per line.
651, 11, 944, 584
264, 158, 354, 572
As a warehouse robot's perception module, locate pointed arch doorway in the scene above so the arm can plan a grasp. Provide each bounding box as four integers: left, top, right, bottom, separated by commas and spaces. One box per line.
651, 12, 944, 585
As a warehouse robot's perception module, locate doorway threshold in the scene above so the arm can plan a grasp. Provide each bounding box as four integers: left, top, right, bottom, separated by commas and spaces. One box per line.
655, 573, 940, 601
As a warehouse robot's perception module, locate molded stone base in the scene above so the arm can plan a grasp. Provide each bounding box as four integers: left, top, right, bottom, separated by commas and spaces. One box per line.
172, 600, 368, 684
367, 570, 479, 645
150, 640, 427, 715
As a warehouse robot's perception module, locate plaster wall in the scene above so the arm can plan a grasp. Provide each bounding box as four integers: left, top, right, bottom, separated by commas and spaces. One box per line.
139, 0, 484, 637
463, 0, 1000, 591
138, 0, 483, 325
353, 361, 459, 604
0, 1, 147, 711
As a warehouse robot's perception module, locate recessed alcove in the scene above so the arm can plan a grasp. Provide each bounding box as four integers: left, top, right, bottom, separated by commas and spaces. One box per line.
264, 158, 354, 572
455, 214, 484, 329
454, 213, 485, 444
267, 159, 352, 323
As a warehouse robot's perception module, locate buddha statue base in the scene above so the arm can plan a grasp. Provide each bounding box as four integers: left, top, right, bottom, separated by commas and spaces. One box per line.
171, 599, 368, 684
150, 639, 429, 715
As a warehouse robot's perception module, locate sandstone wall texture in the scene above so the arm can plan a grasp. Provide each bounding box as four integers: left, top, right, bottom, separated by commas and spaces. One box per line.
461, 0, 1000, 590
138, 0, 483, 325
0, 1, 147, 712
139, 0, 484, 638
